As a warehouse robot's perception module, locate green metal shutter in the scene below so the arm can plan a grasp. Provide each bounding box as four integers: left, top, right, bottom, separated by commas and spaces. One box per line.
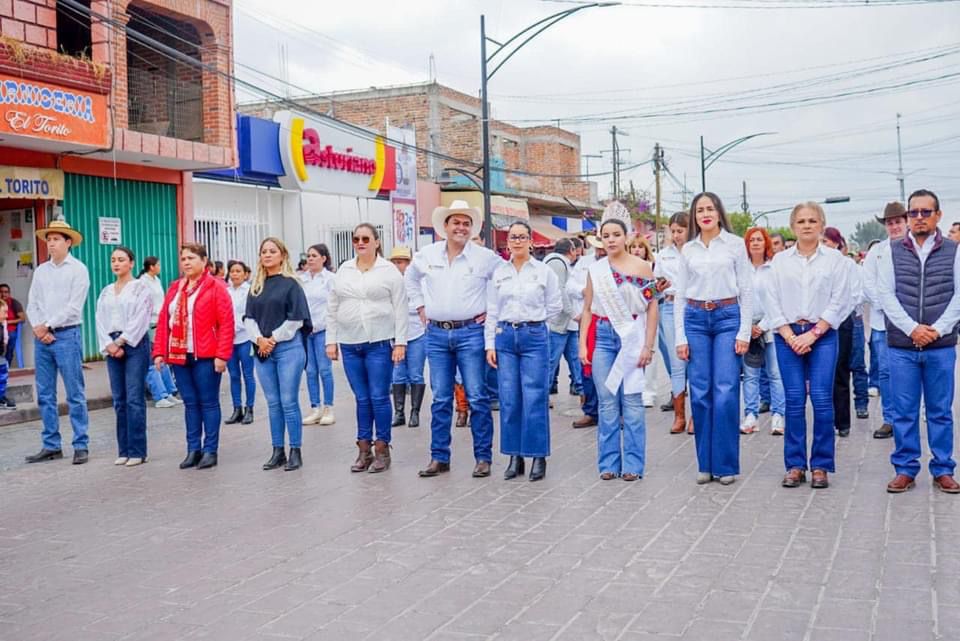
63, 174, 179, 360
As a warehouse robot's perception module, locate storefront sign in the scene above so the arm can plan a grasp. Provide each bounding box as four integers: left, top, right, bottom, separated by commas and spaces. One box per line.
98, 217, 121, 245
0, 166, 64, 199
0, 74, 109, 148
392, 198, 416, 248
388, 125, 417, 201
274, 110, 396, 197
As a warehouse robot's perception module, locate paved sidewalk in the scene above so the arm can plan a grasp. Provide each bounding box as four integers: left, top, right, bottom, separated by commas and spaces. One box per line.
0, 361, 956, 641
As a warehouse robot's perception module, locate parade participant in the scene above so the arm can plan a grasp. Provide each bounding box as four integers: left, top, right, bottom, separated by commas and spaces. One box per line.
246, 238, 312, 472
139, 257, 181, 409
328, 224, 407, 473
389, 246, 427, 428
0, 299, 11, 410
627, 235, 660, 408
770, 233, 786, 254
580, 218, 658, 481
675, 193, 753, 485
766, 203, 849, 489
301, 244, 337, 426
0, 283, 25, 368
486, 222, 561, 482
406, 201, 502, 478
95, 247, 153, 467
561, 237, 586, 405
153, 243, 234, 470
879, 189, 960, 494
862, 203, 907, 439
739, 228, 785, 436
571, 235, 603, 429
821, 227, 862, 437
949, 221, 960, 242
654, 213, 692, 434
544, 238, 579, 400
25, 220, 91, 465
225, 261, 256, 425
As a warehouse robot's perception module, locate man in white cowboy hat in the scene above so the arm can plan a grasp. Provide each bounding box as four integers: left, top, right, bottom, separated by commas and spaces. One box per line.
25, 219, 91, 465
406, 200, 503, 478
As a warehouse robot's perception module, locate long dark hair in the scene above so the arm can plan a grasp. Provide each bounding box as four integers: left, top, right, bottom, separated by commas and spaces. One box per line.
138, 255, 159, 277
308, 243, 334, 271
689, 192, 732, 239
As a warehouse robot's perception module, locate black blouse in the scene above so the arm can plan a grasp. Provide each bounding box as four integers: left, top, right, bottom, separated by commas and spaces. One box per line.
244, 274, 312, 339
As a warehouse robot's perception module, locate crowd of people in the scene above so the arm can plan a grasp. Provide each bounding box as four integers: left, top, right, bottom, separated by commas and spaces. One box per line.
20, 189, 960, 494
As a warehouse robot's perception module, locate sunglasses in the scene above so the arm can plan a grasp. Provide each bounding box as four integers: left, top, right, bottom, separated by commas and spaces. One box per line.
906, 209, 937, 219
352, 235, 373, 244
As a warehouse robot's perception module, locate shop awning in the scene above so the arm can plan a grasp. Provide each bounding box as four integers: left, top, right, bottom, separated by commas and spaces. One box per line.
494, 227, 554, 248
529, 215, 570, 243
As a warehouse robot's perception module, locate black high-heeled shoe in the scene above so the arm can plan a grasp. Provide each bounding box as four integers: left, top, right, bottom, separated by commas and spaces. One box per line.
284, 448, 302, 471
529, 457, 547, 482
263, 447, 286, 470
503, 456, 525, 480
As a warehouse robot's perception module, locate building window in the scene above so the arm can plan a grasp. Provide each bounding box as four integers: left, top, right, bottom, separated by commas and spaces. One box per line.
56, 0, 92, 57
194, 210, 267, 270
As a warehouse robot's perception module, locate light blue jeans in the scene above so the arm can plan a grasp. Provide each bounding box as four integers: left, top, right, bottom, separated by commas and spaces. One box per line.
146, 361, 178, 401
549, 330, 583, 395
227, 341, 256, 408
743, 340, 785, 417
35, 326, 89, 451
658, 301, 687, 396
305, 331, 334, 408
869, 329, 894, 425
392, 334, 426, 385
255, 339, 307, 448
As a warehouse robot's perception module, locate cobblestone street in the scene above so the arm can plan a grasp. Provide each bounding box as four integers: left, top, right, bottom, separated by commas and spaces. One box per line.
0, 364, 956, 641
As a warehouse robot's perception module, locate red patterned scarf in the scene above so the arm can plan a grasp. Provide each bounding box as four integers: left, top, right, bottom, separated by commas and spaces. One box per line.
167, 273, 208, 365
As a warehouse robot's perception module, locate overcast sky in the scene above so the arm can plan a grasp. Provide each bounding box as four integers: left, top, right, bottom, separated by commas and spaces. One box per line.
233, 0, 960, 237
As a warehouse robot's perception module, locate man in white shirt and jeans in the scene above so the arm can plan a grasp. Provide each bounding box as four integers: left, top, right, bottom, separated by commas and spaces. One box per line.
25, 220, 91, 465
406, 201, 502, 478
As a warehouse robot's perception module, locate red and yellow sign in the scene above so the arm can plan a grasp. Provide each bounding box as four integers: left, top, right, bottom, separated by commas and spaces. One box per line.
0, 73, 109, 148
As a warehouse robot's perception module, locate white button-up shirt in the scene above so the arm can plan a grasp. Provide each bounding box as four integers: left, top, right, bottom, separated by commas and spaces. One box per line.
862, 239, 891, 331
228, 281, 251, 344
653, 244, 683, 296
405, 240, 503, 322
140, 273, 165, 327
484, 258, 562, 349
95, 279, 153, 354
27, 253, 90, 330
326, 256, 408, 346
674, 229, 753, 345
877, 231, 960, 337
764, 244, 851, 330
300, 269, 334, 333
566, 256, 591, 332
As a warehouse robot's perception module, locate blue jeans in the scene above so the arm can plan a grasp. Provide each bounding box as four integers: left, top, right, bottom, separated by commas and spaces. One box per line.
255, 339, 306, 448
868, 328, 880, 389
35, 327, 89, 451
227, 341, 256, 408
759, 368, 771, 405
850, 316, 868, 411
392, 334, 426, 385
426, 322, 493, 463
497, 322, 551, 458
775, 326, 838, 472
146, 362, 178, 401
685, 304, 741, 476
582, 371, 598, 419
0, 360, 7, 397
5, 325, 20, 367
869, 330, 894, 424
658, 301, 687, 396
549, 330, 583, 395
305, 331, 334, 407
341, 339, 394, 443
888, 346, 957, 478
591, 320, 646, 476
743, 341, 785, 417
172, 356, 222, 454
106, 337, 149, 459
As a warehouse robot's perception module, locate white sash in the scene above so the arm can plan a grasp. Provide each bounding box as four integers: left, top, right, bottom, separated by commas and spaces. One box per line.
589, 259, 648, 395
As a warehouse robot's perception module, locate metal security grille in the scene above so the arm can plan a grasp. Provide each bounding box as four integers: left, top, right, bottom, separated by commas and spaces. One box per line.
194, 211, 266, 269
330, 224, 385, 270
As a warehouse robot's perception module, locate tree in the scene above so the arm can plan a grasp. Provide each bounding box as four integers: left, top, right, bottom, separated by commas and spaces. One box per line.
850, 219, 886, 248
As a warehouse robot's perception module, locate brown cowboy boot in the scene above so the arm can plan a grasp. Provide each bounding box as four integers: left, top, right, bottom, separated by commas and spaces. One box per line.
454, 384, 469, 427
670, 391, 687, 434
350, 440, 373, 473
369, 440, 391, 473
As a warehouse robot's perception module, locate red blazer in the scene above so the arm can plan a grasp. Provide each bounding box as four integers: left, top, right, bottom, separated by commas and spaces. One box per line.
152, 276, 235, 362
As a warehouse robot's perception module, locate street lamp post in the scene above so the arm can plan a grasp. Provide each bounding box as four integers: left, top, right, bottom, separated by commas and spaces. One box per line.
480, 3, 619, 248
750, 196, 850, 225
700, 132, 776, 192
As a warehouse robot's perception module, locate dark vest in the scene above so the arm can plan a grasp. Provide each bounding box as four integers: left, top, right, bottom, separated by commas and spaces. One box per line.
885, 230, 958, 349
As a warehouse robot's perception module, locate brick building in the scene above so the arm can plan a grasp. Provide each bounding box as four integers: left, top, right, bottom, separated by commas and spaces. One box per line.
0, 0, 235, 362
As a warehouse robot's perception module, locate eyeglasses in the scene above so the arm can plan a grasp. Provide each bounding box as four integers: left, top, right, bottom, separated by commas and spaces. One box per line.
508, 235, 529, 242
906, 208, 936, 219
352, 235, 372, 244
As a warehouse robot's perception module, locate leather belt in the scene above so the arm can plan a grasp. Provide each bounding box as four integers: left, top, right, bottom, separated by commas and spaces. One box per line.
498, 320, 544, 329
50, 324, 80, 333
429, 316, 483, 330
687, 297, 738, 311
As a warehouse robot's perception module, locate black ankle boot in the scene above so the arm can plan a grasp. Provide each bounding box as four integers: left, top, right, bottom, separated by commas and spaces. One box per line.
263, 447, 286, 470
241, 407, 254, 425
408, 384, 425, 428
179, 451, 202, 469
196, 452, 218, 469
224, 407, 243, 424
504, 456, 525, 480
529, 457, 546, 482
391, 384, 407, 427
284, 448, 302, 471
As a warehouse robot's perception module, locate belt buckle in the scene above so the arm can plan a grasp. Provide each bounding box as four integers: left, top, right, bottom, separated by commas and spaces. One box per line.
703, 301, 717, 311
438, 321, 454, 330
510, 321, 521, 329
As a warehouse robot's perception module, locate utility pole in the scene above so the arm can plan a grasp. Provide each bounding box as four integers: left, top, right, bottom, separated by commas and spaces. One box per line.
741, 180, 749, 213
653, 143, 664, 251
896, 113, 906, 203
611, 126, 621, 200
582, 153, 602, 177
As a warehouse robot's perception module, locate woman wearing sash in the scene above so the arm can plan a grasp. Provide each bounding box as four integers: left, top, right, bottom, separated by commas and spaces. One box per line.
675, 193, 753, 485
579, 219, 659, 481
485, 222, 562, 482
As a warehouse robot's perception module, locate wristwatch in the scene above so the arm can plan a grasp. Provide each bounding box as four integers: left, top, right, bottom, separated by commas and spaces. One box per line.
811, 325, 825, 338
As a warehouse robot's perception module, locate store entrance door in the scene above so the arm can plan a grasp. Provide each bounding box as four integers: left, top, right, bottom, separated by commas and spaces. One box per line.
0, 207, 37, 368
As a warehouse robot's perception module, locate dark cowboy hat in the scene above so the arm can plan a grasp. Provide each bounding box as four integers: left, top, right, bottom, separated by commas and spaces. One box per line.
875, 201, 906, 224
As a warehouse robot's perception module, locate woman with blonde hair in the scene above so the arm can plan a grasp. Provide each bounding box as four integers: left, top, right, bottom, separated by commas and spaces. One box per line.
627, 235, 654, 263
244, 237, 312, 472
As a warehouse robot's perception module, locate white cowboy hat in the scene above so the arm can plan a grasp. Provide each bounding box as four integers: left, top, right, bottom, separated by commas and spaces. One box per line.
432, 200, 482, 239
36, 219, 83, 246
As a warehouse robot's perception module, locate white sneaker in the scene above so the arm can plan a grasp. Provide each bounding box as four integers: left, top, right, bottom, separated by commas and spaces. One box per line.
771, 414, 785, 435
125, 457, 146, 467
868, 387, 879, 398
171, 396, 184, 405
642, 393, 655, 408
155, 397, 177, 408
740, 413, 758, 434
318, 406, 336, 425
303, 407, 323, 425
114, 457, 128, 466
